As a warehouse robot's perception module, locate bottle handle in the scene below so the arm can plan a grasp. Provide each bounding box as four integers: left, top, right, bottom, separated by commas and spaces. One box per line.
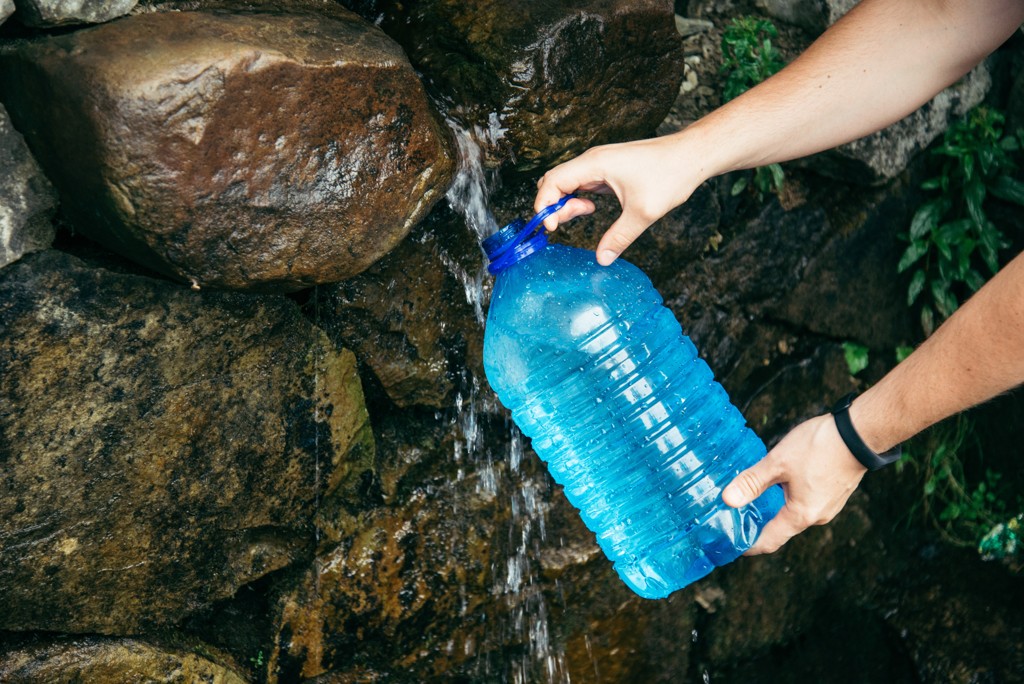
486, 194, 576, 272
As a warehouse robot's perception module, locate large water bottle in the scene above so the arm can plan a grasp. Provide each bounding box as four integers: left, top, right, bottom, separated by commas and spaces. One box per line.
482, 196, 784, 599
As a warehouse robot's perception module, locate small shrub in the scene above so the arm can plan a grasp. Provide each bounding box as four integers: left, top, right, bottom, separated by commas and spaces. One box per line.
899, 106, 1024, 336
720, 16, 787, 200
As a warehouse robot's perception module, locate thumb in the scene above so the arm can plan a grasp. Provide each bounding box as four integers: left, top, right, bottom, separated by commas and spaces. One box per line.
595, 209, 655, 266
722, 459, 779, 509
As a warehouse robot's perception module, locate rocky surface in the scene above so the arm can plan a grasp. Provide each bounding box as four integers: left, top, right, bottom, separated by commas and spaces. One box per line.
12, 0, 137, 27
0, 250, 374, 634
0, 104, 56, 270
315, 204, 486, 410
0, 0, 1021, 681
756, 0, 857, 34
347, 0, 686, 171
0, 636, 247, 683
0, 0, 13, 24
0, 10, 453, 291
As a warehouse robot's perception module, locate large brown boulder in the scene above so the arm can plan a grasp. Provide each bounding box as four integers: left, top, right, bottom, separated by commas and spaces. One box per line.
0, 250, 374, 634
351, 0, 685, 171
0, 10, 454, 292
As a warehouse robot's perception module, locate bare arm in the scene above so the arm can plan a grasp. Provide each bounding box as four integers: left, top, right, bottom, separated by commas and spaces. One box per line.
725, 251, 1024, 554
533, 0, 1024, 554
535, 0, 1024, 265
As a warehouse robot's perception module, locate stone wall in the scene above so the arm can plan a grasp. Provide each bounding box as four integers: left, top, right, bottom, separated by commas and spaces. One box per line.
1, 0, 1022, 682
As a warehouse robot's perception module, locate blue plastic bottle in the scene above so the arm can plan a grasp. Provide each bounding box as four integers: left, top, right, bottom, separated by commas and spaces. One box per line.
482, 197, 784, 599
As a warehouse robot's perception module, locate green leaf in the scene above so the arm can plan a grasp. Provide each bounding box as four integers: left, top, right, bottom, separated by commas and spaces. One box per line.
938, 218, 971, 243
842, 342, 870, 376
769, 163, 785, 191
965, 268, 986, 291
920, 177, 942, 191
907, 269, 927, 305
921, 305, 936, 336
934, 233, 953, 263
963, 152, 976, 182
930, 278, 958, 319
731, 175, 748, 196
990, 175, 1024, 206
895, 345, 915, 363
898, 240, 929, 273
924, 478, 937, 496
965, 178, 987, 227
980, 241, 1000, 274
936, 287, 959, 319
909, 201, 942, 240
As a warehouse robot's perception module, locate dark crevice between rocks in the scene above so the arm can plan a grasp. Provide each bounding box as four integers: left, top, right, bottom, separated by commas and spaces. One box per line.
183, 563, 306, 684
698, 599, 920, 684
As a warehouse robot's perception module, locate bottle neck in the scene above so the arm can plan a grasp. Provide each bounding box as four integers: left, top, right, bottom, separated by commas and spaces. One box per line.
483, 219, 548, 275
482, 194, 574, 275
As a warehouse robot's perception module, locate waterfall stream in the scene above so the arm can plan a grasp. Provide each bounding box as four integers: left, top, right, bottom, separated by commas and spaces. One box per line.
444, 120, 570, 683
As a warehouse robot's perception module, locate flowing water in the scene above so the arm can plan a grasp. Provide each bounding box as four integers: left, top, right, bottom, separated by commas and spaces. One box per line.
444, 120, 571, 683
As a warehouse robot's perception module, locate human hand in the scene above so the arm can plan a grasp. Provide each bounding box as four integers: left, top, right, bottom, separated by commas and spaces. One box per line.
722, 413, 868, 555
533, 134, 706, 265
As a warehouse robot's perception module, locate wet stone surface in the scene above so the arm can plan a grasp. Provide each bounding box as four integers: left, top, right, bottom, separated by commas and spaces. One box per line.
348, 0, 686, 171
0, 10, 454, 291
0, 250, 374, 634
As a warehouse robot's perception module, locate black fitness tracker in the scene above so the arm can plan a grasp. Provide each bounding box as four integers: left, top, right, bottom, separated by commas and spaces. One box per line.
831, 393, 902, 471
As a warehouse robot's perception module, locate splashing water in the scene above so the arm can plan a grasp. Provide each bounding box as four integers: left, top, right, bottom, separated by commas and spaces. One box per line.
443, 117, 569, 684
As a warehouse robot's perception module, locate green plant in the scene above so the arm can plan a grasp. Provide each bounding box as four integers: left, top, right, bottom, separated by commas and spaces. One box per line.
720, 16, 787, 200
899, 106, 1024, 335
842, 342, 869, 376
899, 413, 1022, 560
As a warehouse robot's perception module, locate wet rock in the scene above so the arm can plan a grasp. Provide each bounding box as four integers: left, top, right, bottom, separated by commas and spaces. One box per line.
884, 537, 1024, 682
13, 0, 137, 27
316, 204, 485, 409
771, 180, 916, 350
0, 10, 454, 292
540, 474, 699, 683
0, 0, 12, 24
352, 0, 685, 171
0, 250, 374, 634
0, 636, 247, 683
269, 491, 497, 681
264, 405, 515, 682
804, 63, 992, 185
0, 104, 56, 270
756, 0, 857, 34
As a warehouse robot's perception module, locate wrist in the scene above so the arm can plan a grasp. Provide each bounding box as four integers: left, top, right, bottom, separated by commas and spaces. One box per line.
832, 393, 902, 471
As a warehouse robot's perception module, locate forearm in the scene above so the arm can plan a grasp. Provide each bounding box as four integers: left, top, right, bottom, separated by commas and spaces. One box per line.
851, 250, 1024, 452
674, 0, 1024, 178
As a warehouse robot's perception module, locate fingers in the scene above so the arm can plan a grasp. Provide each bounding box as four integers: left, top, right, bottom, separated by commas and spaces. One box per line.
595, 208, 658, 266
535, 165, 602, 231
744, 506, 806, 555
722, 459, 780, 509
543, 197, 596, 232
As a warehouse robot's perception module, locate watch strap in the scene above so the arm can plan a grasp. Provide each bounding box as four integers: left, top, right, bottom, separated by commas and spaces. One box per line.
831, 393, 902, 471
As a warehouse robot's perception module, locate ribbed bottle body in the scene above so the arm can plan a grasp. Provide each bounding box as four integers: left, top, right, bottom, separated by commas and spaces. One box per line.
484, 244, 782, 598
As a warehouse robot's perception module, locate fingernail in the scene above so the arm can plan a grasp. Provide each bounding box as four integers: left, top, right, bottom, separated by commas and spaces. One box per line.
597, 250, 618, 265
